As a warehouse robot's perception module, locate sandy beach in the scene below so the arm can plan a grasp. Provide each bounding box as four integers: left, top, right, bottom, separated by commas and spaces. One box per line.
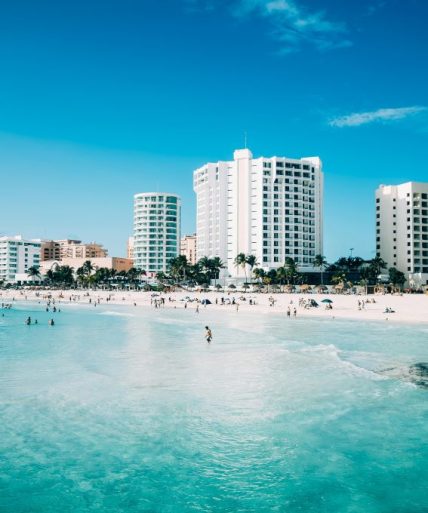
1, 289, 427, 325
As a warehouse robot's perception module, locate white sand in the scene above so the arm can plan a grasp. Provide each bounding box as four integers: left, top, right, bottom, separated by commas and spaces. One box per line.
1, 289, 428, 325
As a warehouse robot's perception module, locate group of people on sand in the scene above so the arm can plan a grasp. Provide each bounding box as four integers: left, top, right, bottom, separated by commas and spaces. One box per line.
357, 298, 377, 310
383, 307, 396, 314
151, 297, 165, 308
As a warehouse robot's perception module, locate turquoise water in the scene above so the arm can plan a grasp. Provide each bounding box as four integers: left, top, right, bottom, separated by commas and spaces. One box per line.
0, 302, 427, 513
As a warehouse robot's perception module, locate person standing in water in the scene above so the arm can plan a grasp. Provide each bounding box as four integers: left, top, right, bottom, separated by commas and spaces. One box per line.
205, 326, 212, 343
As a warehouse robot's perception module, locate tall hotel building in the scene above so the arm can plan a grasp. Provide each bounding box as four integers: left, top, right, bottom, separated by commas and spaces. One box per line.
193, 149, 323, 278
133, 193, 181, 273
376, 182, 428, 285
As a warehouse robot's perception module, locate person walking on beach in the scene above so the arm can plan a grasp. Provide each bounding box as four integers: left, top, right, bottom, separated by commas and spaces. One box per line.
205, 326, 212, 343
196, 304, 199, 314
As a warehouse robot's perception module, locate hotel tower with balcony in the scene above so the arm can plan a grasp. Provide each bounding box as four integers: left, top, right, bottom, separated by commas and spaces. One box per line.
133, 192, 181, 273
193, 148, 323, 279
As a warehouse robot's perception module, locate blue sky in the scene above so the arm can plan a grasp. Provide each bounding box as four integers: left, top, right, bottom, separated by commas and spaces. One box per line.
1, 0, 427, 261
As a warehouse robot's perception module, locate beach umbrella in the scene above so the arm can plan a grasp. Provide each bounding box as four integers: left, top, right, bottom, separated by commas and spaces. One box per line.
201, 299, 212, 305
321, 299, 333, 303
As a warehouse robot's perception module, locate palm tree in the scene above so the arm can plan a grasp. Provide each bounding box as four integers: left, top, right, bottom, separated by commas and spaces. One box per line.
108, 268, 118, 287
77, 260, 95, 288
82, 260, 95, 276
276, 266, 287, 290
388, 267, 406, 289
138, 268, 147, 284
168, 255, 189, 284
245, 255, 259, 283
234, 253, 247, 283
76, 266, 87, 287
331, 271, 347, 288
211, 257, 225, 287
335, 257, 349, 271
262, 276, 272, 293
56, 265, 74, 287
27, 265, 41, 283
283, 257, 299, 285
94, 267, 109, 288
156, 271, 168, 285
369, 256, 387, 282
313, 254, 327, 285
197, 257, 212, 286
126, 267, 141, 289
45, 269, 55, 284
350, 256, 365, 271
253, 267, 265, 284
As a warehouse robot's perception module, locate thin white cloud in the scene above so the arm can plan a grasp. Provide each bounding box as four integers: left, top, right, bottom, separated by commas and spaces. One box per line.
234, 0, 350, 52
186, 0, 351, 53
329, 106, 427, 127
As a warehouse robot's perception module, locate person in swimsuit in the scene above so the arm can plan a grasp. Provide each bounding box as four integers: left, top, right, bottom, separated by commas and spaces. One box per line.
205, 326, 212, 343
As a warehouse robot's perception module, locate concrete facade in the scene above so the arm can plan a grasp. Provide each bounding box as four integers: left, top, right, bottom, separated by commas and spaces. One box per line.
180, 234, 197, 265
193, 148, 323, 278
0, 235, 41, 283
376, 182, 428, 287
133, 193, 181, 273
41, 239, 108, 261
127, 236, 134, 261
40, 257, 133, 275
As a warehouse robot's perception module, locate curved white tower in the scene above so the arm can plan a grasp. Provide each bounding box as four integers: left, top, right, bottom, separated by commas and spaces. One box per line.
133, 192, 181, 273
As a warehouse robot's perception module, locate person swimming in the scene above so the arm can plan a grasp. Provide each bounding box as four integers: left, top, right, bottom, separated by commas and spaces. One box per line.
205, 326, 212, 343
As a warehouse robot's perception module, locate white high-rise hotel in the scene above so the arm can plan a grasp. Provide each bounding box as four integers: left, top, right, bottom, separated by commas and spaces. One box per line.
376, 182, 428, 285
194, 149, 323, 278
0, 235, 41, 283
133, 192, 181, 273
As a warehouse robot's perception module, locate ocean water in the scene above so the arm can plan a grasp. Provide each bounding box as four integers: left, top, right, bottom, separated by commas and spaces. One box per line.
0, 302, 427, 513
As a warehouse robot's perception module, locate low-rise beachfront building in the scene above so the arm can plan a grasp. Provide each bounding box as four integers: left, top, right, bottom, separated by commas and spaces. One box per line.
41, 239, 108, 261
40, 257, 133, 276
0, 235, 41, 284
133, 192, 181, 274
193, 148, 324, 279
376, 182, 428, 287
180, 234, 197, 265
41, 240, 61, 261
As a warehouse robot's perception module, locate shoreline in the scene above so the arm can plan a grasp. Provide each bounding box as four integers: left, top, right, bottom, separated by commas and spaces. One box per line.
1, 289, 428, 326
